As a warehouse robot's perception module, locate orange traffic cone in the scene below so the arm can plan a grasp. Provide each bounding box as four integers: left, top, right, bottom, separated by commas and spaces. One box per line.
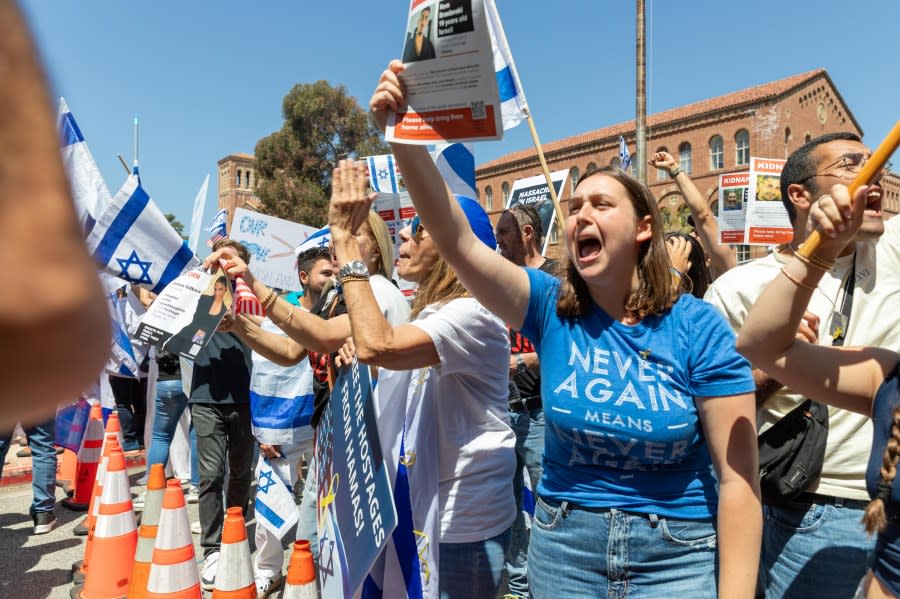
58, 448, 78, 494
77, 449, 138, 599
104, 411, 126, 452
283, 540, 317, 599
211, 507, 256, 598
72, 434, 120, 583
128, 464, 167, 599
146, 480, 201, 599
63, 405, 105, 511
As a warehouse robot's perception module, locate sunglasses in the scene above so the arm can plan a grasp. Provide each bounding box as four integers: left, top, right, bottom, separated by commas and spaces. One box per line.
410, 215, 425, 241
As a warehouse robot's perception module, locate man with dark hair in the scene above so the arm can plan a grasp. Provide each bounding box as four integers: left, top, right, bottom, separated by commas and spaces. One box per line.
194, 238, 256, 591
706, 131, 899, 598
495, 204, 557, 598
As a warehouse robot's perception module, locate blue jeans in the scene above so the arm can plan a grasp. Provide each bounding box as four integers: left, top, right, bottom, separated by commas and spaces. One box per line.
439, 527, 511, 599
529, 497, 717, 598
0, 418, 57, 515
505, 407, 545, 597
760, 498, 875, 598
147, 379, 199, 485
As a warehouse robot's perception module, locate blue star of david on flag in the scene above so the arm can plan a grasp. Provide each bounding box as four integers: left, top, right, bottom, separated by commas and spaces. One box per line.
257, 468, 276, 494
366, 155, 400, 194
254, 460, 299, 539
116, 250, 153, 285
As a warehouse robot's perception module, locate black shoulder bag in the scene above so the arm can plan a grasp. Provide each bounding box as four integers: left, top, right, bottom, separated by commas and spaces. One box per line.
757, 259, 855, 504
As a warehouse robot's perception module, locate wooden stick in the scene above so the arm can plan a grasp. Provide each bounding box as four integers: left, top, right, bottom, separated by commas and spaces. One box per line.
798, 120, 900, 257
524, 109, 567, 239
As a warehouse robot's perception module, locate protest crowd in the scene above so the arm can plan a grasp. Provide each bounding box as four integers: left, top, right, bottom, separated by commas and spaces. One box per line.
4, 0, 900, 598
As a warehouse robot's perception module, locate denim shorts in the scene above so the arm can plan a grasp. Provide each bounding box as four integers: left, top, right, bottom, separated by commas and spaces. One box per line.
528, 496, 717, 598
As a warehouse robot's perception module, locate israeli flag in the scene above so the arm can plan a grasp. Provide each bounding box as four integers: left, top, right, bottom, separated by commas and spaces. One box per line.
85, 174, 199, 294
484, 0, 527, 131
109, 294, 139, 378
367, 154, 402, 194
294, 226, 331, 255
255, 458, 299, 539
250, 320, 315, 445
432, 143, 476, 199
619, 136, 632, 172
205, 208, 228, 236
58, 98, 114, 234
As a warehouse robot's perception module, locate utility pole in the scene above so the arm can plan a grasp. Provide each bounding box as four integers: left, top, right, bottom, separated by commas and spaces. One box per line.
635, 0, 647, 184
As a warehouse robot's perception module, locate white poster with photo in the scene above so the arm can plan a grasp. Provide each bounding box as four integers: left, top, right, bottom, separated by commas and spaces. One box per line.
135, 266, 232, 359
231, 208, 318, 292
505, 169, 569, 254
744, 157, 792, 246
387, 0, 503, 144
717, 172, 749, 244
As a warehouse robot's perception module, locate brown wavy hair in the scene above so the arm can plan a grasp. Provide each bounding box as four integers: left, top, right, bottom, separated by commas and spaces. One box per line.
410, 243, 468, 319
556, 167, 677, 319
863, 406, 900, 533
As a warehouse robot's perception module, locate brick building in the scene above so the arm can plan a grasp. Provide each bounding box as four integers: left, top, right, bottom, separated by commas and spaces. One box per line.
217, 152, 261, 231
475, 68, 900, 261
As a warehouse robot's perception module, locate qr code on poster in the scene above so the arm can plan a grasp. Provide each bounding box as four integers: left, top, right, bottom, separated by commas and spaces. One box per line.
470, 101, 485, 120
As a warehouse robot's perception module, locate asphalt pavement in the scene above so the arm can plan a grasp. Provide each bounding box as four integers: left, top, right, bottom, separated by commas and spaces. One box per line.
0, 467, 294, 599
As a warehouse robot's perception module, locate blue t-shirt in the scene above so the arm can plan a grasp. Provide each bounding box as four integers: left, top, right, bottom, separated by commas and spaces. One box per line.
521, 268, 754, 519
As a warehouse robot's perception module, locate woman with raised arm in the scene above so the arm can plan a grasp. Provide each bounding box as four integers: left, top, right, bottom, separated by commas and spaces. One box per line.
369, 60, 761, 598
648, 151, 736, 279
737, 183, 900, 599
328, 160, 515, 599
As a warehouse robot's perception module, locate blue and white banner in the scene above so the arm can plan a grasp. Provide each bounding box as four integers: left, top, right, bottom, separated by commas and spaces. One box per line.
432, 143, 476, 199
294, 226, 331, 255
58, 97, 114, 234
187, 175, 211, 254
484, 0, 527, 131
255, 458, 300, 539
367, 155, 403, 195
85, 174, 199, 294
205, 207, 228, 247
619, 136, 632, 172
250, 319, 315, 445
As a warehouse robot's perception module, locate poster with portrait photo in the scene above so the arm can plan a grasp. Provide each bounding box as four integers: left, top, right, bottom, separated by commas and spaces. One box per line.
387, 0, 503, 144
717, 172, 749, 244
135, 266, 233, 359
744, 157, 792, 245
505, 169, 569, 255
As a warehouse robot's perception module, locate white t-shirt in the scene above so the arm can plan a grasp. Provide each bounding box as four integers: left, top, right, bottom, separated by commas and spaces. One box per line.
376, 298, 516, 543
705, 215, 900, 499
370, 274, 411, 326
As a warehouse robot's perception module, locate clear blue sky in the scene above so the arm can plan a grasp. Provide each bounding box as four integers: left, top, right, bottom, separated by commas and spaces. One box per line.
20, 0, 899, 235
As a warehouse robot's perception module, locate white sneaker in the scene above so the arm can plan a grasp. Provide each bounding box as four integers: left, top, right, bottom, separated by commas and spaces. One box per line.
200, 551, 219, 591
184, 485, 200, 504
191, 520, 201, 535
255, 571, 285, 598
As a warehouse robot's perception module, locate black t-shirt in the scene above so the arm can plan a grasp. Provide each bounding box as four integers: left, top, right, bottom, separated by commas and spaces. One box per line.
189, 332, 252, 404
307, 287, 347, 429
509, 258, 559, 400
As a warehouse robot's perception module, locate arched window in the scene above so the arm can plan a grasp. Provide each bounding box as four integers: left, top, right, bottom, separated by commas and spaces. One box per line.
656, 147, 670, 180
735, 129, 750, 166
586, 162, 598, 174
679, 142, 692, 174
246, 171, 252, 189
236, 170, 242, 187
610, 156, 622, 168
501, 182, 510, 205
570, 167, 580, 193
710, 136, 724, 170
784, 127, 793, 158
485, 186, 493, 210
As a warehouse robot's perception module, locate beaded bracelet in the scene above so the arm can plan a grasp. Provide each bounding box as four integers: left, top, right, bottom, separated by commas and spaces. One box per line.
794, 251, 834, 272
260, 289, 278, 312
780, 268, 816, 291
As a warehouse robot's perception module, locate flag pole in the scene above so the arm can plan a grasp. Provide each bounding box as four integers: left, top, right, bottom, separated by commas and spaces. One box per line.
523, 109, 567, 238
133, 115, 139, 171
117, 155, 130, 175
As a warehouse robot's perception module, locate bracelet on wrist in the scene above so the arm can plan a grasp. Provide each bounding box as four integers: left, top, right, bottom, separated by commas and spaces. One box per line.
669, 266, 684, 279
272, 305, 294, 328
794, 251, 834, 271
260, 288, 278, 312
780, 268, 817, 291
669, 167, 682, 178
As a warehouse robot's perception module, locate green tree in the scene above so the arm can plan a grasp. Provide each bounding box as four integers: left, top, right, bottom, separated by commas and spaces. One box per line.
164, 213, 187, 239
254, 80, 389, 226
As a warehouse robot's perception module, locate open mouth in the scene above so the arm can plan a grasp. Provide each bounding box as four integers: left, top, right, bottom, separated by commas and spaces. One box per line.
864, 186, 883, 218
576, 235, 602, 261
